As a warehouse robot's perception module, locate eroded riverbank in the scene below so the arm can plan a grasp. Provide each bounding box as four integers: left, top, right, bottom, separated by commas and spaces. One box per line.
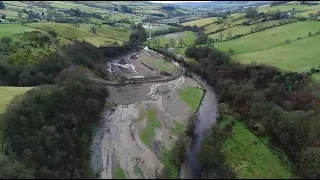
90, 75, 206, 178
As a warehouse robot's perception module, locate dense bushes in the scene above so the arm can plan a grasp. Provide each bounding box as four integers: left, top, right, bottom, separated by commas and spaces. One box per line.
151, 13, 165, 17
184, 25, 204, 32
193, 58, 320, 178
152, 39, 320, 178
0, 154, 34, 178
184, 46, 231, 66
194, 33, 209, 45
198, 124, 235, 179
161, 6, 175, 11
62, 8, 102, 19
0, 23, 146, 86
129, 23, 147, 44
270, 1, 290, 6
0, 25, 149, 179
2, 69, 108, 178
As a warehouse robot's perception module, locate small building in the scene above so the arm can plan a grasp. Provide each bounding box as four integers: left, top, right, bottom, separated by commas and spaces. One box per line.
0, 19, 5, 23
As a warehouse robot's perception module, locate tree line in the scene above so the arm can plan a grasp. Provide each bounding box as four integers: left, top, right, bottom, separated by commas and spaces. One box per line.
0, 25, 148, 178
0, 23, 147, 86
150, 43, 320, 178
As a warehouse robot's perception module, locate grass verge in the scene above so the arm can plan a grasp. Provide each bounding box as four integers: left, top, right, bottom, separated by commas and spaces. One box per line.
220, 115, 293, 178
115, 166, 126, 179
134, 164, 145, 179
179, 86, 204, 112
140, 108, 161, 148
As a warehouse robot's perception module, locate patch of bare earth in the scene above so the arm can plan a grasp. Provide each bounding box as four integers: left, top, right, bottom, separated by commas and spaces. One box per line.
91, 60, 202, 178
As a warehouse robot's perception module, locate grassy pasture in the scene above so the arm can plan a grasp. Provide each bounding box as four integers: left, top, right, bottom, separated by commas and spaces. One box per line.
146, 31, 196, 62
147, 31, 195, 48
107, 13, 144, 23
182, 17, 218, 27
0, 24, 36, 38
208, 20, 282, 40
204, 23, 226, 34
257, 4, 310, 13
257, 4, 320, 18
232, 34, 320, 72
3, 1, 47, 12
80, 24, 130, 42
140, 108, 161, 149
219, 115, 293, 179
28, 23, 118, 46
115, 166, 126, 179
143, 57, 178, 74
0, 9, 23, 18
50, 1, 108, 14
213, 21, 320, 54
312, 73, 320, 82
179, 86, 204, 112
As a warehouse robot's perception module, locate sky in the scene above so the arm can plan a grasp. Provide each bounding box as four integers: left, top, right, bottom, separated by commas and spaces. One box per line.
150, 1, 210, 3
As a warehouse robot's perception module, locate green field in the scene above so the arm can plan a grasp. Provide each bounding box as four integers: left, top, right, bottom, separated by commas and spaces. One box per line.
160, 149, 180, 179
148, 31, 195, 47
144, 58, 178, 73
28, 23, 120, 46
134, 164, 145, 179
0, 86, 33, 150
146, 31, 196, 59
257, 4, 309, 13
79, 24, 131, 42
3, 1, 47, 13
140, 108, 161, 149
0, 24, 37, 38
204, 23, 226, 34
312, 73, 320, 82
257, 4, 320, 17
208, 20, 282, 40
214, 21, 320, 54
169, 122, 185, 136
182, 17, 218, 27
50, 1, 108, 14
179, 86, 204, 112
0, 9, 24, 18
220, 115, 292, 179
107, 13, 144, 23
115, 166, 126, 179
232, 34, 320, 72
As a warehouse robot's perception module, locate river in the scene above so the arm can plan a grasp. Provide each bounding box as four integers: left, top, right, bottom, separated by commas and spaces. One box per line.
144, 46, 218, 179
184, 74, 218, 179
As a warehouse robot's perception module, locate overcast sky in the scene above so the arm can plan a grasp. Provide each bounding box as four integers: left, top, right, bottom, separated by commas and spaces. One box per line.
150, 1, 210, 3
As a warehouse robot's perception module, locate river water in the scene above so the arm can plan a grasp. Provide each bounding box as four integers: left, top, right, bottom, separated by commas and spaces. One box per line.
185, 74, 218, 179
144, 46, 218, 178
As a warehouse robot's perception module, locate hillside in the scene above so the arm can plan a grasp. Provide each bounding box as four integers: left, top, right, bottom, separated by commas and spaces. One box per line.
232, 33, 320, 72
214, 21, 320, 54
1, 1, 320, 180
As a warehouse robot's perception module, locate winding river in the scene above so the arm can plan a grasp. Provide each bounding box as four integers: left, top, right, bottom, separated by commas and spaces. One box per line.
145, 46, 219, 179
184, 74, 218, 179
